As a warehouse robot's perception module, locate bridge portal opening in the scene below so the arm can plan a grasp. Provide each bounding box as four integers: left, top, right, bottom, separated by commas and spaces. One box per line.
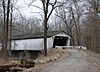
53, 36, 68, 48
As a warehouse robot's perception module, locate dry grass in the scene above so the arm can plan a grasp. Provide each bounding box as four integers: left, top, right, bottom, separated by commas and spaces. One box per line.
0, 58, 9, 65
34, 48, 70, 67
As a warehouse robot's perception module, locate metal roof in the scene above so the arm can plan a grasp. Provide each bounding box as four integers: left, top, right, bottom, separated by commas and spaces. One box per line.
12, 30, 69, 40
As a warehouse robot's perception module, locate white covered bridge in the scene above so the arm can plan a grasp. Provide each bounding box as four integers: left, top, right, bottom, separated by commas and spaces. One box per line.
11, 30, 71, 59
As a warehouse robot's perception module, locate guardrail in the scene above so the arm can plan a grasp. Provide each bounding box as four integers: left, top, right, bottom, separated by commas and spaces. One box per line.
55, 46, 87, 50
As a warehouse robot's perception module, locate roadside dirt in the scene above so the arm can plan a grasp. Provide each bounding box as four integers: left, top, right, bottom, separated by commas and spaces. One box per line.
23, 48, 70, 71
34, 48, 69, 65
24, 49, 100, 72
0, 58, 9, 65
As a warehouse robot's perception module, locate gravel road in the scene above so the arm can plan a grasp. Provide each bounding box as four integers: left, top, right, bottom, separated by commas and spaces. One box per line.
25, 49, 100, 72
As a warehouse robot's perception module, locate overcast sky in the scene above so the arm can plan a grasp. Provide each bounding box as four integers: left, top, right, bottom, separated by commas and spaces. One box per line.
15, 0, 43, 18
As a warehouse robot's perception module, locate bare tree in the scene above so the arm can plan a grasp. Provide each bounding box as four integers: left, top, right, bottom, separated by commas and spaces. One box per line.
82, 0, 100, 52
40, 0, 65, 56
55, 0, 85, 46
55, 6, 75, 45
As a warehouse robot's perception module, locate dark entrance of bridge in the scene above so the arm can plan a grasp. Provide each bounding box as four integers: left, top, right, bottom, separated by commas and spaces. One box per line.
53, 36, 68, 48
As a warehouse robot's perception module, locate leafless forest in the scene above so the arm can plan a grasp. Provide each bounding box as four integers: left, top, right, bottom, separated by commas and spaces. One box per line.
0, 0, 100, 58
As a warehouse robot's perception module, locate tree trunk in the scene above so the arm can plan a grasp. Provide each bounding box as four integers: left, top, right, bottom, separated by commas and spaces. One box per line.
9, 4, 13, 58
43, 0, 49, 56
4, 0, 10, 58
44, 15, 48, 56
2, 0, 6, 50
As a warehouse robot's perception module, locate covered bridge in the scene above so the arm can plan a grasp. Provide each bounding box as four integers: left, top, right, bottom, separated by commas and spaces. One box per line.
11, 30, 71, 59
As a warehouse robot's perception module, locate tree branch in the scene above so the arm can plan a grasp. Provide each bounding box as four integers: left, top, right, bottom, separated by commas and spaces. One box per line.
14, 7, 24, 19
29, 5, 43, 10
28, 0, 36, 7
41, 0, 46, 12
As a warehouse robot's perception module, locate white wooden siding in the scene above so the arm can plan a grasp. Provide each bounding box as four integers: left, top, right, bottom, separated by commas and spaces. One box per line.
11, 38, 44, 50
11, 38, 54, 50
11, 33, 71, 50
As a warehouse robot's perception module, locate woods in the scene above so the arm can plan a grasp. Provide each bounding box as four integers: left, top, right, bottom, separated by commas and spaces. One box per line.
0, 0, 100, 58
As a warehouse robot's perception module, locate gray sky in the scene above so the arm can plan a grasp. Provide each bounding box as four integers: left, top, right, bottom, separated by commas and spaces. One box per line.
15, 0, 43, 18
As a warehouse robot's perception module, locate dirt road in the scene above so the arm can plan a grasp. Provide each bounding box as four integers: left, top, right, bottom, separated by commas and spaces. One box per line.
25, 49, 100, 72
